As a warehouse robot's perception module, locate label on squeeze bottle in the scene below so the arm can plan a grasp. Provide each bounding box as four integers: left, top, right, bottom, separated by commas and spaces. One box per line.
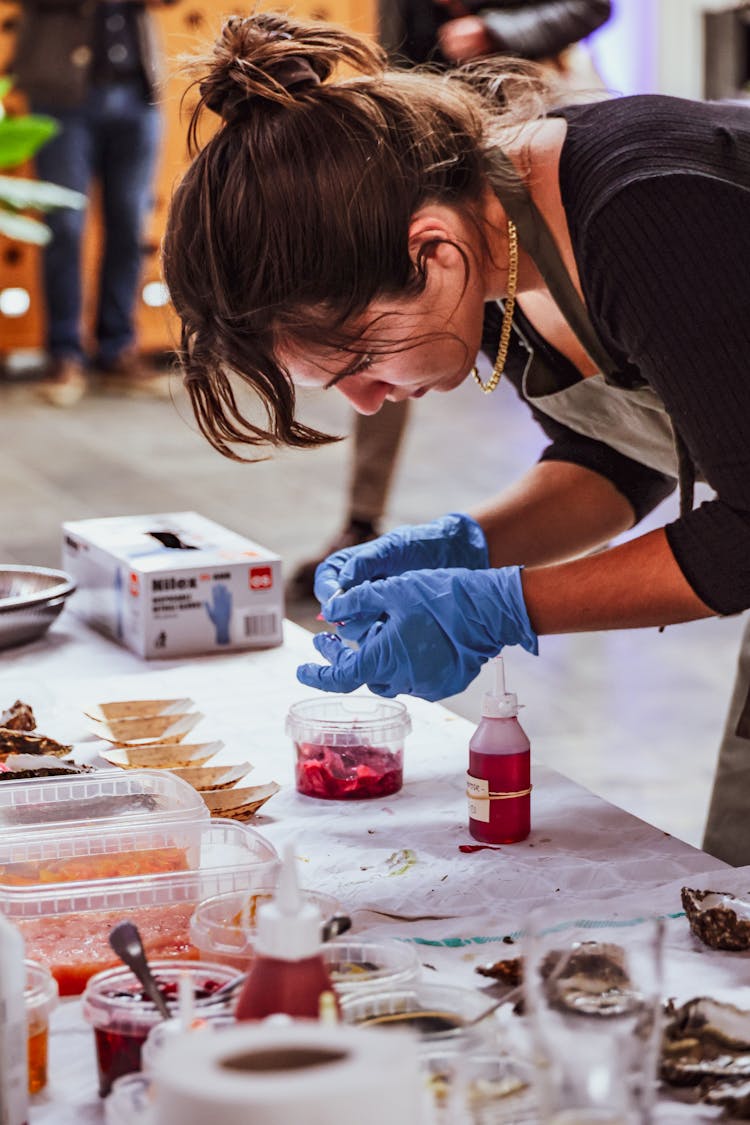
467, 775, 490, 823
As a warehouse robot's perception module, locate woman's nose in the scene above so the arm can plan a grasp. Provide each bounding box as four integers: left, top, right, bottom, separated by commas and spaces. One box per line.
337, 378, 392, 415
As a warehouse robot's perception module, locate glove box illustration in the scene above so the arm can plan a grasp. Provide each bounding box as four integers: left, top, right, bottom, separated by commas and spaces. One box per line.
62, 512, 283, 658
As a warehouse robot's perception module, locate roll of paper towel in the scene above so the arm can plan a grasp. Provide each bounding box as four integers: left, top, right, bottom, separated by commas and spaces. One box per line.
152, 1021, 428, 1125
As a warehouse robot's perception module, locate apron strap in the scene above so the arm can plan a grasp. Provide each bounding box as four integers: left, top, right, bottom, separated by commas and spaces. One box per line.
485, 146, 619, 381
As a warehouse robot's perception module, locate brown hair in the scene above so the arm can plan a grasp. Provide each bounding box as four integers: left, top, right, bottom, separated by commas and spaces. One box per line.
163, 12, 549, 459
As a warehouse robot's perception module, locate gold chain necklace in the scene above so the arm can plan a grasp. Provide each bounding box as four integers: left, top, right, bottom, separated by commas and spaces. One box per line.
472, 218, 518, 394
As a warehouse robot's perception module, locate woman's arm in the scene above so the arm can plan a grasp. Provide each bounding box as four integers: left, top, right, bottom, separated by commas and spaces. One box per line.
470, 458, 636, 568
522, 527, 714, 633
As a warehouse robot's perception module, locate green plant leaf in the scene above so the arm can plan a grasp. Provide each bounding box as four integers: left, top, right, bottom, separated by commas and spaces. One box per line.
0, 174, 85, 211
0, 115, 59, 170
0, 209, 51, 244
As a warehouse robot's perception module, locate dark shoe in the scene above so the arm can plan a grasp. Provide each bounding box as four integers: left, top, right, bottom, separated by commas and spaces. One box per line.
94, 349, 172, 400
288, 519, 379, 601
36, 357, 88, 407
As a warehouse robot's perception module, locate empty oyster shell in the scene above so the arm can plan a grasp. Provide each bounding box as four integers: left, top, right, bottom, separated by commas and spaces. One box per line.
84, 698, 194, 722
542, 941, 638, 1017
704, 1077, 750, 1118
168, 762, 253, 791
661, 997, 750, 1086
90, 712, 203, 745
203, 782, 280, 821
682, 887, 750, 951
99, 741, 223, 769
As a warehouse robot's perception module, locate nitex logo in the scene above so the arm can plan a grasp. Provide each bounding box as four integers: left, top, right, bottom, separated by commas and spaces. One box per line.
249, 566, 273, 590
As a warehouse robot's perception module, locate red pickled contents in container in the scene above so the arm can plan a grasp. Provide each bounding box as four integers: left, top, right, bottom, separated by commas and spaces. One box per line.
90, 973, 228, 1096
19, 900, 198, 996
295, 742, 402, 800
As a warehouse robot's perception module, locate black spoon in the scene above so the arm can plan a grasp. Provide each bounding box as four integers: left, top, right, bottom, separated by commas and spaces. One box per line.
109, 921, 172, 1020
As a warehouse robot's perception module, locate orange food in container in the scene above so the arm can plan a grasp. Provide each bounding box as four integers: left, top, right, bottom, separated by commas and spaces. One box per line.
0, 821, 279, 995
24, 959, 58, 1094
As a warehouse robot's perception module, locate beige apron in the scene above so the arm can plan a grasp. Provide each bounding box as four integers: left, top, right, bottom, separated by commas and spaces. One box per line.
488, 146, 747, 865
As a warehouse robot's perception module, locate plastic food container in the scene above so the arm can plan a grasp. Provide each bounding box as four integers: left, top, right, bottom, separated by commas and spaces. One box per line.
0, 770, 208, 886
0, 821, 278, 996
83, 959, 239, 1096
321, 939, 421, 995
286, 697, 411, 800
340, 982, 500, 1044
190, 887, 341, 970
25, 958, 58, 1094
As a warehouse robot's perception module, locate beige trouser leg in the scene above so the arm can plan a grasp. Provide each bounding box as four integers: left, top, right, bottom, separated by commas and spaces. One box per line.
703, 614, 750, 866
347, 398, 412, 525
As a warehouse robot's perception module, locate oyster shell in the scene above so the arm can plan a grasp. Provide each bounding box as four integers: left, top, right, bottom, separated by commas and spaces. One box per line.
541, 941, 639, 1017
704, 1078, 750, 1118
682, 887, 750, 951
661, 997, 750, 1086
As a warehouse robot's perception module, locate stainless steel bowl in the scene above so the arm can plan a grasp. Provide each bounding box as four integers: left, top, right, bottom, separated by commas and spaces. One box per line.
0, 566, 76, 650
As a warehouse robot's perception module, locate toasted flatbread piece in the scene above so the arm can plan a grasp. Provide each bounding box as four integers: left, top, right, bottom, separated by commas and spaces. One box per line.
99, 740, 223, 769
84, 699, 194, 722
91, 712, 203, 745
203, 782, 280, 821
169, 762, 253, 791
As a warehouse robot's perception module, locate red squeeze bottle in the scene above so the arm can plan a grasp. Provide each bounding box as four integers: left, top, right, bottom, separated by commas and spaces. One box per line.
235, 842, 339, 1022
467, 656, 531, 844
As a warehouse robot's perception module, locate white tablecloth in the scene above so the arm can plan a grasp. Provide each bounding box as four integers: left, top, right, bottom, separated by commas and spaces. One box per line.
0, 613, 736, 1123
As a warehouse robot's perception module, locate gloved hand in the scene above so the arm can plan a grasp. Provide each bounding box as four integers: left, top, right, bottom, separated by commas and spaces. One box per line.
297, 566, 538, 702
205, 583, 233, 645
314, 512, 489, 609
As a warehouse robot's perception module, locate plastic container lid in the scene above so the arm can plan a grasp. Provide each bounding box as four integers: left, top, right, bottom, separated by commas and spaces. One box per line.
286, 697, 411, 747
322, 939, 421, 994
0, 769, 207, 835
340, 982, 501, 1043
189, 886, 340, 969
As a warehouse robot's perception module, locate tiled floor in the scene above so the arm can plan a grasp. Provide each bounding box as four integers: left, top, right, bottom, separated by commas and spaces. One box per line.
2, 369, 741, 851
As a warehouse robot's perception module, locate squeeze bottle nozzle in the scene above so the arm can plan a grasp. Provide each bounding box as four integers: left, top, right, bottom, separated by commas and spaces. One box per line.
255, 842, 323, 960
481, 654, 518, 718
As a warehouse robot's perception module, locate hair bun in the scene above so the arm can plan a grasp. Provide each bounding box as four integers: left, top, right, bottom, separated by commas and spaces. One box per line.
195, 13, 381, 125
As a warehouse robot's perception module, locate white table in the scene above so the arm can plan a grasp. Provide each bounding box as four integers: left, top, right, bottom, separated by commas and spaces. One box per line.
1, 612, 736, 1123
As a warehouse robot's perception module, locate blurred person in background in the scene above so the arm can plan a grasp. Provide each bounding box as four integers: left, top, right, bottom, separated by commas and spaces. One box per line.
11, 0, 178, 406
288, 0, 611, 598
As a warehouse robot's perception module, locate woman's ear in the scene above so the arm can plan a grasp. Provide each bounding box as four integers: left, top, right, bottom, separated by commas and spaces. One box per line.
407, 205, 465, 270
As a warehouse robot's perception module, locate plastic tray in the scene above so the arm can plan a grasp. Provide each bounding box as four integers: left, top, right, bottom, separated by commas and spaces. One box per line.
0, 820, 278, 996
0, 770, 209, 885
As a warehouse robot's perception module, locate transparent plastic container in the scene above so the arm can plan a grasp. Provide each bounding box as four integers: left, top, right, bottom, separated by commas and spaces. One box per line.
24, 959, 58, 1094
0, 770, 208, 886
340, 982, 500, 1045
286, 697, 411, 800
105, 1074, 154, 1125
189, 887, 341, 970
83, 959, 239, 1096
322, 939, 421, 995
0, 821, 278, 997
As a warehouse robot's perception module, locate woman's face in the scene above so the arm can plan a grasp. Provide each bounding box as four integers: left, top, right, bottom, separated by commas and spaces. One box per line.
281, 221, 489, 415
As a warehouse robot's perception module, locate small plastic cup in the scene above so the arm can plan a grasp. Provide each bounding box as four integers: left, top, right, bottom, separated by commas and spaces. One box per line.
25, 959, 58, 1094
322, 939, 421, 995
286, 697, 411, 800
82, 959, 240, 1096
189, 888, 341, 970
340, 982, 500, 1046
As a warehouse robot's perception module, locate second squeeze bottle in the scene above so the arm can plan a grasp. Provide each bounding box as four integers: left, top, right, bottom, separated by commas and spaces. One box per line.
467, 655, 531, 843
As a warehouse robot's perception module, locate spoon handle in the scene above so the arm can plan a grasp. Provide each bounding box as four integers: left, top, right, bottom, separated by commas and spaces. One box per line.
109, 921, 172, 1020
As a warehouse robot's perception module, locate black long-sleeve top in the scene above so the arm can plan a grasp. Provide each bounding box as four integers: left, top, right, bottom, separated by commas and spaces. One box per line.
481, 94, 750, 616
473, 0, 611, 59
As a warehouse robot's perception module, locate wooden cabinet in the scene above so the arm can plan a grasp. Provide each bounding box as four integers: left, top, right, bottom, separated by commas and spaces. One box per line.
0, 0, 375, 360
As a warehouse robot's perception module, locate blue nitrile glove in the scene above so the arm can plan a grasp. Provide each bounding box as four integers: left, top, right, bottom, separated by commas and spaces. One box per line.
313, 513, 489, 607
297, 566, 538, 702
205, 583, 232, 645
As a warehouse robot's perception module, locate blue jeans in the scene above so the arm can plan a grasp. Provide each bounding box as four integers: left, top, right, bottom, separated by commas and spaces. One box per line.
33, 81, 161, 364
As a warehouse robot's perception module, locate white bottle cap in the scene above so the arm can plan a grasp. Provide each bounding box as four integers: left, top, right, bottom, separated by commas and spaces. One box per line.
255, 842, 323, 961
481, 655, 519, 718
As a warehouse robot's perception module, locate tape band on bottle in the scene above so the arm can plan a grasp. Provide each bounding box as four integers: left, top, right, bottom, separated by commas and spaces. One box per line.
465, 786, 533, 800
